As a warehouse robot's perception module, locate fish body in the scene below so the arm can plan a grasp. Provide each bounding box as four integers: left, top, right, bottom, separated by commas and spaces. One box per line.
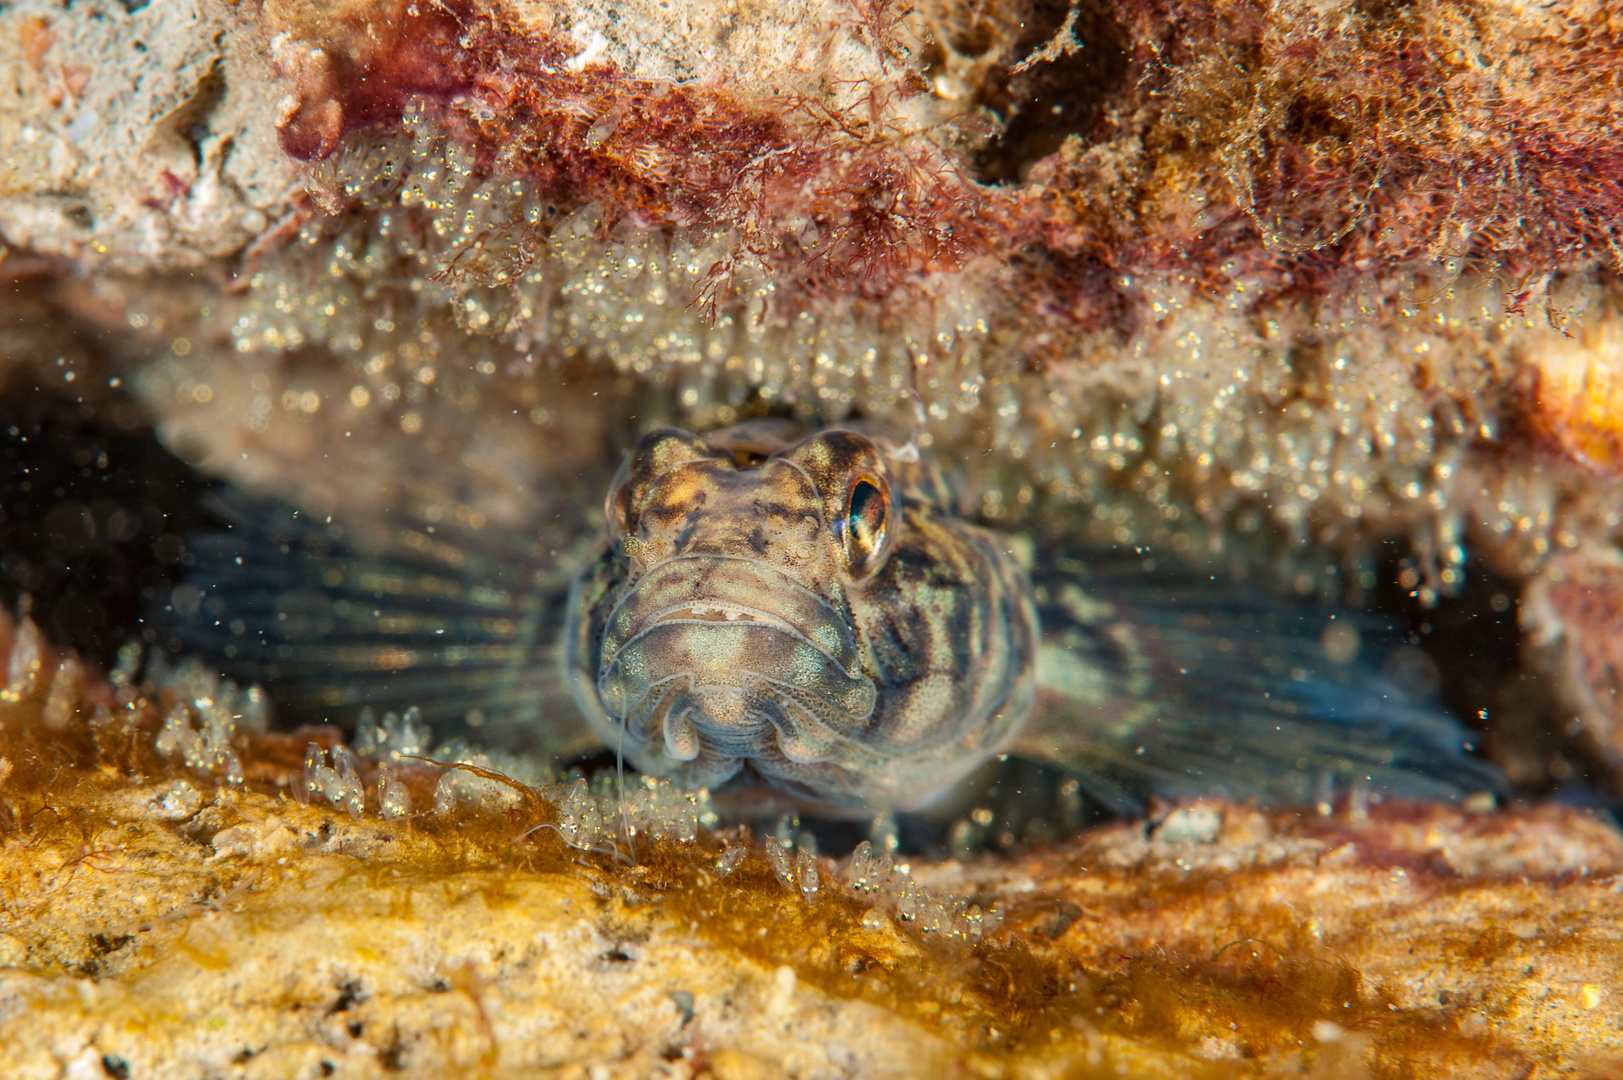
165, 418, 1500, 816
564, 423, 1037, 812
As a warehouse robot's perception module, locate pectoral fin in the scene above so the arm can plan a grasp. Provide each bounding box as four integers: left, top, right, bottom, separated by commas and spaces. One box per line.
1013, 550, 1504, 813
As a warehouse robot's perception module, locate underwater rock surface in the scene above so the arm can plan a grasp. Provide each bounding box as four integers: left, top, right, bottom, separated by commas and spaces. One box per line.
4, 0, 1622, 599
5, 0, 1623, 1073
3, 667, 1623, 1078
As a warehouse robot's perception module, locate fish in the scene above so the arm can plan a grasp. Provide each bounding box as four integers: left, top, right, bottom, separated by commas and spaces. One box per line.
161, 418, 1502, 816
564, 422, 1037, 812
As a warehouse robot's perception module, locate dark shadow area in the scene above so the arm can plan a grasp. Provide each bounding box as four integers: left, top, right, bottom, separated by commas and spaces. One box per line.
0, 382, 220, 671
969, 0, 1131, 184
1371, 547, 1607, 800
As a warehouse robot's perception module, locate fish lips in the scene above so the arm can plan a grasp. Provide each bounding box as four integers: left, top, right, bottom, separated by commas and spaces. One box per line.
596, 556, 878, 767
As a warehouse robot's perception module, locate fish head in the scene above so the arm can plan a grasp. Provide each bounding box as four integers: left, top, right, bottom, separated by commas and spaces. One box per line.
604, 424, 899, 590
570, 425, 915, 805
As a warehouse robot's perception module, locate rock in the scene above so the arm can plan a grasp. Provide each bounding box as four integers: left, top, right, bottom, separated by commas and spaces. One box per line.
0, 0, 294, 272
1524, 545, 1623, 770
5, 0, 1622, 601
3, 684, 1623, 1076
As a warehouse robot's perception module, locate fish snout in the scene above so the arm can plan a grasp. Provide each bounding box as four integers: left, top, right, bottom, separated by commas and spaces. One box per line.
594, 557, 878, 776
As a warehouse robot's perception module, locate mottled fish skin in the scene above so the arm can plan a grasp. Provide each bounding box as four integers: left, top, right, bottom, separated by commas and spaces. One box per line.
565, 422, 1039, 812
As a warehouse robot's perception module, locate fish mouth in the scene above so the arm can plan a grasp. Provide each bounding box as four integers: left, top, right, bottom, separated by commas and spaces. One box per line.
601, 554, 863, 673
595, 556, 880, 776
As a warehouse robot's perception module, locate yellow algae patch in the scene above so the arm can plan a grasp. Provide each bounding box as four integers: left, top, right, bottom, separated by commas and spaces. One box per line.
5, 675, 1623, 1077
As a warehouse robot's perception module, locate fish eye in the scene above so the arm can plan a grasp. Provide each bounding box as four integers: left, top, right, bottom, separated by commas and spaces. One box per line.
843, 476, 889, 575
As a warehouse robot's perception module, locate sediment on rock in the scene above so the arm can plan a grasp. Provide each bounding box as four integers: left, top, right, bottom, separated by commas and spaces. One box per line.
2, 658, 1622, 1078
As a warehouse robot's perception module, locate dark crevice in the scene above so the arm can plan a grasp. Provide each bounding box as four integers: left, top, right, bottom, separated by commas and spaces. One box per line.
1370, 549, 1601, 798
1284, 95, 1359, 145
167, 59, 228, 168
379, 1026, 408, 1071
328, 978, 367, 1014
971, 0, 1131, 184
0, 380, 221, 672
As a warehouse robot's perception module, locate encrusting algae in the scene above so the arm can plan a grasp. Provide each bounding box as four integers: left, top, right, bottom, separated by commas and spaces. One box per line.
5, 613, 1623, 1078
6, 0, 1623, 605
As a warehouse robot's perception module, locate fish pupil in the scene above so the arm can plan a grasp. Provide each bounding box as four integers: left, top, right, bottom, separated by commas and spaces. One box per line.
846, 478, 887, 566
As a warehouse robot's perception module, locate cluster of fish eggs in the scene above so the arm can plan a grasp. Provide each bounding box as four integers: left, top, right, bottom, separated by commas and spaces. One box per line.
172, 105, 1615, 599
732, 833, 1008, 939
237, 104, 995, 424
4, 619, 271, 788
131, 674, 1009, 934
287, 702, 705, 841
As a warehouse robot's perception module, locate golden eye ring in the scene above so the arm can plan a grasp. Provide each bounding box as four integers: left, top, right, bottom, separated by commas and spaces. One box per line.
843, 475, 889, 575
